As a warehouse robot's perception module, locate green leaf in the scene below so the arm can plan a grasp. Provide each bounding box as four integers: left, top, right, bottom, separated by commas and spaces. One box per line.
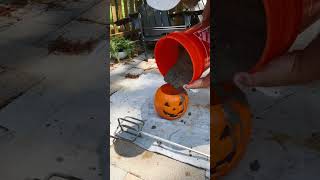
110, 36, 135, 59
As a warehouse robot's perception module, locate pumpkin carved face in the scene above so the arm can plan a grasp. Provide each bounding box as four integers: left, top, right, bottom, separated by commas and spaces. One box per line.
211, 84, 252, 178
154, 84, 189, 120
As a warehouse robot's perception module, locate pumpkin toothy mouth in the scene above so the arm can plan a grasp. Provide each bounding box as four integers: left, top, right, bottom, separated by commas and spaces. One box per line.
163, 107, 184, 118
163, 110, 178, 118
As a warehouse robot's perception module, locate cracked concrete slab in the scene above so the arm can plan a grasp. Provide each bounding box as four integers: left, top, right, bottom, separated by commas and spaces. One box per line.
0, 0, 108, 175
110, 140, 206, 180
110, 55, 149, 95
0, 0, 103, 45
0, 19, 58, 44
0, 40, 108, 180
36, 20, 106, 49
124, 67, 144, 79
34, 0, 106, 49
80, 0, 107, 24
0, 42, 48, 68
124, 173, 144, 180
109, 55, 207, 179
110, 165, 127, 180
0, 67, 44, 109
135, 59, 158, 70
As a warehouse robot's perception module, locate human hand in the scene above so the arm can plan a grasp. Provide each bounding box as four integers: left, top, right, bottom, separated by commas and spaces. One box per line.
233, 72, 256, 90
233, 51, 302, 90
184, 74, 210, 89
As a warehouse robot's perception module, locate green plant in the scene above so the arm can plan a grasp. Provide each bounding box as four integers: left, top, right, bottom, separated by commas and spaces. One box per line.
110, 36, 134, 62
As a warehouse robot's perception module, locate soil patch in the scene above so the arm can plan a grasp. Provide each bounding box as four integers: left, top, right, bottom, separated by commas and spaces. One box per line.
125, 73, 140, 79
0, 5, 16, 17
48, 36, 99, 55
164, 46, 193, 88
125, 67, 144, 79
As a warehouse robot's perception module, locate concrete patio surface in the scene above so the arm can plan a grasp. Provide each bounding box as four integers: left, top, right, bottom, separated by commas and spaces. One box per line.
0, 0, 206, 179
110, 140, 206, 180
0, 0, 108, 179
1, 0, 320, 179
221, 19, 320, 180
109, 56, 208, 180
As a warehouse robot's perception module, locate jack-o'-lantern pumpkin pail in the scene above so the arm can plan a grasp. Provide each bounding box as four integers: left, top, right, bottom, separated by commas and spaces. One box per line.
154, 83, 189, 120
211, 85, 252, 178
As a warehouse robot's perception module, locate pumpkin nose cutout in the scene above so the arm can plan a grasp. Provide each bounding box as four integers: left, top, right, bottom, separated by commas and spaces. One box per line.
173, 108, 176, 111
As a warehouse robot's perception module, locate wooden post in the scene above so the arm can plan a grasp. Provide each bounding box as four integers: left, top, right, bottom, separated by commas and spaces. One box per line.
123, 0, 128, 17
117, 0, 124, 31
174, 3, 184, 25
111, 5, 119, 34
135, 0, 142, 11
129, 0, 134, 13
117, 0, 123, 20
122, 0, 130, 32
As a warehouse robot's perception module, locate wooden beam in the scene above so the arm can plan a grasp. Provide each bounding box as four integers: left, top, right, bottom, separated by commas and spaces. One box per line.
111, 6, 119, 33
123, 0, 128, 17
122, 0, 130, 31
117, 0, 123, 20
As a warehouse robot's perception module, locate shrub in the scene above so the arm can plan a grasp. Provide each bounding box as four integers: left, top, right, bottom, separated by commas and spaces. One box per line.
110, 36, 134, 62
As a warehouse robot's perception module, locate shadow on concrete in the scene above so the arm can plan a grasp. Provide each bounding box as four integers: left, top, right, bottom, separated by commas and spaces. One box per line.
0, 1, 109, 179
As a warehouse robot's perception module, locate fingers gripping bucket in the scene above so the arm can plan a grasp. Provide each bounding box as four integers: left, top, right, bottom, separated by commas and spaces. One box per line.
154, 22, 210, 83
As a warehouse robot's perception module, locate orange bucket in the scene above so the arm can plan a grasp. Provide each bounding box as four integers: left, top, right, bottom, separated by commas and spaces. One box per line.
253, 0, 320, 72
154, 20, 210, 84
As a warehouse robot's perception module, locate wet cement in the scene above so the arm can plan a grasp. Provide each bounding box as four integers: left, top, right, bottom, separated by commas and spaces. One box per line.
164, 46, 193, 88
212, 0, 267, 83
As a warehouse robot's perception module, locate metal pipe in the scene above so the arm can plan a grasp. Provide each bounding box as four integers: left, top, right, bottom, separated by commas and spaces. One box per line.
140, 131, 210, 159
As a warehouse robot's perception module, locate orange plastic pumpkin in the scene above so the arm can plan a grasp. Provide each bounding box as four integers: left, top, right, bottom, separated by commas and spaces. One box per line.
154, 83, 189, 120
211, 84, 252, 179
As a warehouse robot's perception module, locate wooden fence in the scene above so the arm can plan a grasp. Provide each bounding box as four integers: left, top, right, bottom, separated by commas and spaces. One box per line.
110, 0, 143, 37
110, 0, 206, 37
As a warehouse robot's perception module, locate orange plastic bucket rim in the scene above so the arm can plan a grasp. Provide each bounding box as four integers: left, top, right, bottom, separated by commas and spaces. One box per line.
251, 0, 303, 72
253, 0, 320, 72
154, 21, 210, 84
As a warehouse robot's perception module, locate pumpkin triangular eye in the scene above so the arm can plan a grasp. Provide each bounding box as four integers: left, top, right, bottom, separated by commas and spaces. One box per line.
165, 102, 170, 107
220, 126, 231, 140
